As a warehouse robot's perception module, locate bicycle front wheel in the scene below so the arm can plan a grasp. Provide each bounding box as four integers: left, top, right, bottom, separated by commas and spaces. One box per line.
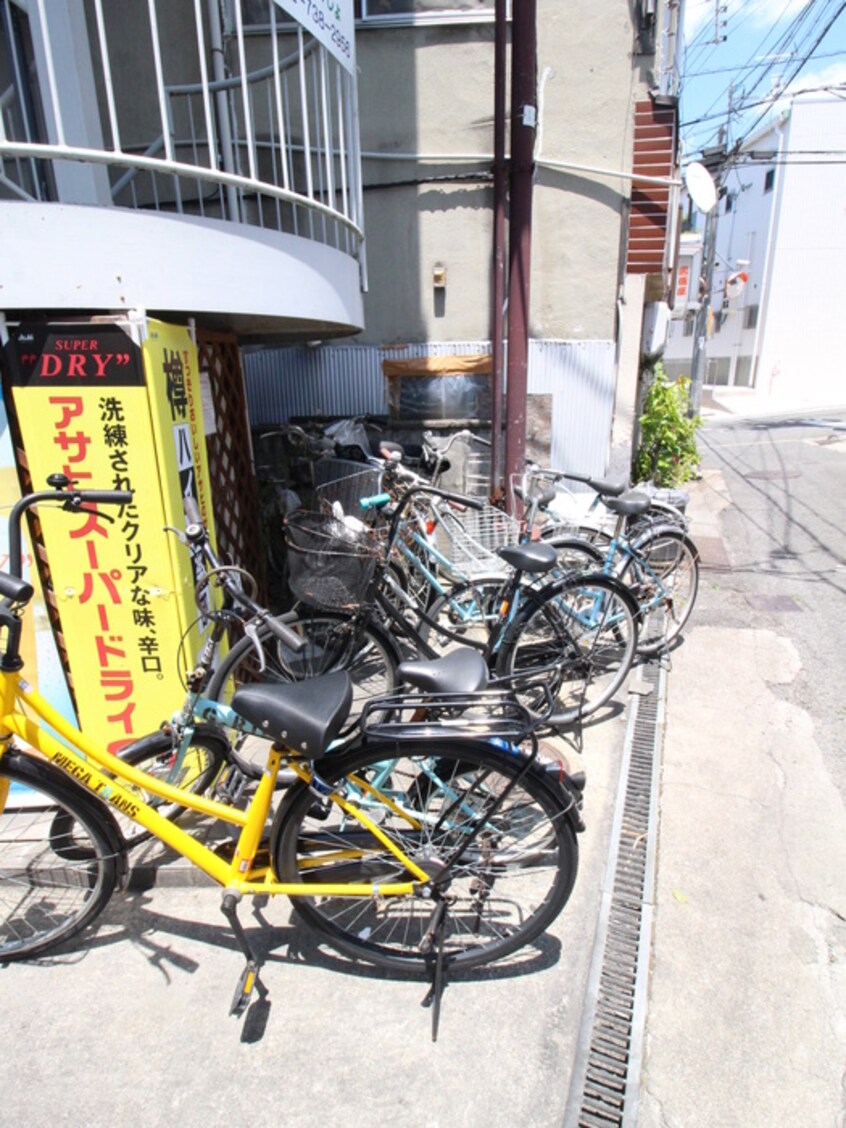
0, 751, 119, 960
621, 529, 700, 655
496, 573, 638, 725
116, 725, 229, 848
273, 740, 579, 972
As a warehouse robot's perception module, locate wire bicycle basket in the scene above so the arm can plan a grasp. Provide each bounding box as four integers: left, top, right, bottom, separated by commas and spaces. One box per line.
434, 501, 520, 578
313, 458, 384, 523
285, 511, 381, 611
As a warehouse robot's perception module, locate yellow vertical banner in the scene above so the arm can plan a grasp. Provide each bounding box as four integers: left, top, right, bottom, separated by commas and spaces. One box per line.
5, 319, 212, 751
142, 320, 217, 648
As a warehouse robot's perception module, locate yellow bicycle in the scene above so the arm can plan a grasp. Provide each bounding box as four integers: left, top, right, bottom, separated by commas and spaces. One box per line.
0, 478, 584, 1029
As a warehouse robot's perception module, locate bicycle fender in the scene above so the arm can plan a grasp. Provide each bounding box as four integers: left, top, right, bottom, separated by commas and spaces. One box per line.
521, 571, 640, 620
3, 748, 129, 888
346, 732, 585, 831
629, 523, 699, 557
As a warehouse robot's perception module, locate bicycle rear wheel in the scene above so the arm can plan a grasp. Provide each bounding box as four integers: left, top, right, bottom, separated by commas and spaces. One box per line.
0, 751, 119, 960
273, 740, 579, 972
543, 534, 605, 577
496, 573, 638, 725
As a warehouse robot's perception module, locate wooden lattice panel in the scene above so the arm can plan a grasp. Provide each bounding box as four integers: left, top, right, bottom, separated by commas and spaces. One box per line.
196, 329, 266, 598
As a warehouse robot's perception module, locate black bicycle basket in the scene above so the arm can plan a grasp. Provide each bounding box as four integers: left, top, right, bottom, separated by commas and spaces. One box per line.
285, 511, 380, 610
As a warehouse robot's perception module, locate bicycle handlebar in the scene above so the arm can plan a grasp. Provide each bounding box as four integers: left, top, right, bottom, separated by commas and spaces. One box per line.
179, 495, 305, 653
523, 464, 629, 499
6, 476, 133, 580
422, 429, 492, 455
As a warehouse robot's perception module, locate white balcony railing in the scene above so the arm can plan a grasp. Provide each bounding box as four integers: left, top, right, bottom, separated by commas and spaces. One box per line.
0, 0, 363, 264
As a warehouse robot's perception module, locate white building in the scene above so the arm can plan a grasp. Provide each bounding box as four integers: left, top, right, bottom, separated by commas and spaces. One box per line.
664, 91, 846, 412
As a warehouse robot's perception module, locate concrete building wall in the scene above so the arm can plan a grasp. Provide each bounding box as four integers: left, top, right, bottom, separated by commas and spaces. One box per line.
353, 5, 648, 346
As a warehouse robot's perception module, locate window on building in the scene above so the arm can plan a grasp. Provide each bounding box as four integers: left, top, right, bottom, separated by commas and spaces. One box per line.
744, 304, 759, 330
0, 2, 53, 199
383, 356, 492, 422
393, 373, 491, 421
735, 356, 756, 388
724, 192, 733, 213
764, 169, 775, 193
706, 357, 731, 386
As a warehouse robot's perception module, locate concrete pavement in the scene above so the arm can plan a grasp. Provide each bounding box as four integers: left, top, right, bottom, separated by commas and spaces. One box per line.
637, 412, 846, 1127
0, 645, 630, 1127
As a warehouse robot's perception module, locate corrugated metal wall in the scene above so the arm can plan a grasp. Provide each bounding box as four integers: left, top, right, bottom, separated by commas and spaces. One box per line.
242, 339, 616, 475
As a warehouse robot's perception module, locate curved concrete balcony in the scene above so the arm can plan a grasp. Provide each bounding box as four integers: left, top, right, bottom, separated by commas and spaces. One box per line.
0, 1, 364, 341
0, 200, 363, 343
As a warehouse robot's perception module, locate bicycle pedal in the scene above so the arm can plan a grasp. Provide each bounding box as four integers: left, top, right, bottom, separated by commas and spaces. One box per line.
215, 766, 251, 805
229, 960, 259, 1017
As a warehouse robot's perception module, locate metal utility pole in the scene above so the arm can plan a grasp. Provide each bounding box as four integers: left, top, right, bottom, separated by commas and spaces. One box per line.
688, 202, 717, 417
489, 0, 508, 500
503, 0, 536, 511
688, 138, 726, 418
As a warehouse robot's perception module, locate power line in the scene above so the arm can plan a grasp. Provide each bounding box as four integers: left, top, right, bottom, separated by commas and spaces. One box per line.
681, 0, 823, 136
681, 80, 846, 130
734, 0, 846, 144
681, 0, 846, 153
685, 46, 845, 78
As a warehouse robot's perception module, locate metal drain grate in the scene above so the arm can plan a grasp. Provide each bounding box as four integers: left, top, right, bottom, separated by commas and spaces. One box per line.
563, 660, 665, 1128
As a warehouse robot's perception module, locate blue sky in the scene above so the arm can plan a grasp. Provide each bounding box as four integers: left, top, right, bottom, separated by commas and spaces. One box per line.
680, 0, 846, 157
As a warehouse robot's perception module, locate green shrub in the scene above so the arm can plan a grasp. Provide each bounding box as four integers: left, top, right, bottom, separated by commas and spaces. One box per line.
633, 365, 701, 487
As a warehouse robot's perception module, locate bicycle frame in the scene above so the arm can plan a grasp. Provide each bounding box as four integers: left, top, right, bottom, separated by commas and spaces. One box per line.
589, 525, 675, 617
0, 668, 428, 897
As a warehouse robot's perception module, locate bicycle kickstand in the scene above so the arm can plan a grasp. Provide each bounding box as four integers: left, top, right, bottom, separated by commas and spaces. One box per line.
221, 890, 261, 1017
421, 898, 449, 1042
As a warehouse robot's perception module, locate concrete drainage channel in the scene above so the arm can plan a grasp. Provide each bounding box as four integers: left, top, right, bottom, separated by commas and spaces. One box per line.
563, 658, 666, 1128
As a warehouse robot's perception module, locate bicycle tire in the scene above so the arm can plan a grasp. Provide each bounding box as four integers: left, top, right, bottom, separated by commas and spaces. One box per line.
206, 610, 401, 777
421, 574, 508, 647
116, 724, 229, 848
272, 739, 579, 972
0, 750, 120, 960
621, 527, 700, 655
495, 572, 639, 725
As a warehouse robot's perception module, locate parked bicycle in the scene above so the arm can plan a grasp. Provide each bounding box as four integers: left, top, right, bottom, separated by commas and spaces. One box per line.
519, 467, 699, 655
0, 476, 585, 1036
253, 475, 641, 727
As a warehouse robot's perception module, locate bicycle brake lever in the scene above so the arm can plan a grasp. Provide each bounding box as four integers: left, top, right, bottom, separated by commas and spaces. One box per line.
163, 524, 189, 545
64, 501, 115, 524
243, 622, 267, 673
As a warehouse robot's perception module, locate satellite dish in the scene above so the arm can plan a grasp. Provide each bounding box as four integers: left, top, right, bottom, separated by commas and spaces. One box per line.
685, 161, 718, 213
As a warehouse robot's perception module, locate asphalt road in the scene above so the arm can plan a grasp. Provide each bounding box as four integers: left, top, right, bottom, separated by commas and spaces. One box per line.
692, 409, 846, 802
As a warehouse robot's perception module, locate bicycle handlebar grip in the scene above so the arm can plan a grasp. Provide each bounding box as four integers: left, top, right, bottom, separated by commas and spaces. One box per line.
77, 490, 133, 505
183, 495, 203, 526
359, 493, 392, 511
261, 612, 306, 652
